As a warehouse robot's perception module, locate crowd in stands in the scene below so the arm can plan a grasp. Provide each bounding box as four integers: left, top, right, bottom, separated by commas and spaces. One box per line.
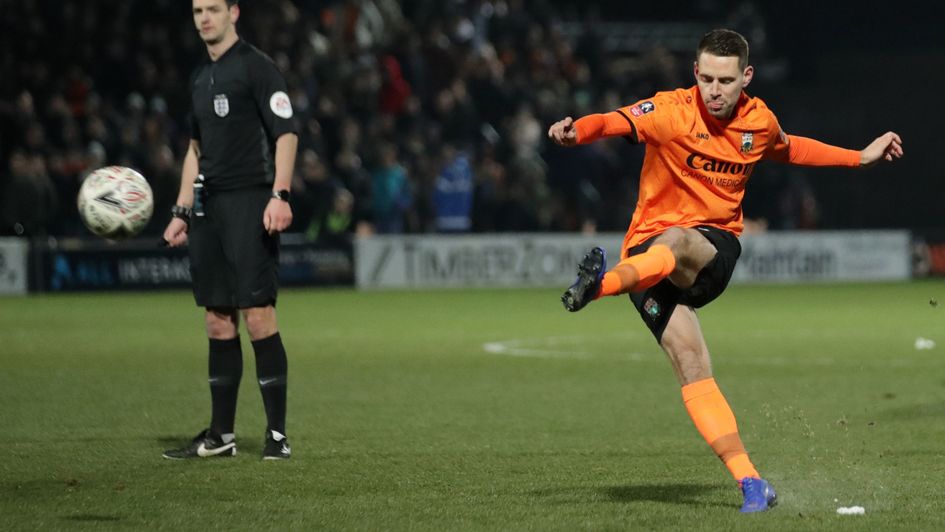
0, 0, 813, 241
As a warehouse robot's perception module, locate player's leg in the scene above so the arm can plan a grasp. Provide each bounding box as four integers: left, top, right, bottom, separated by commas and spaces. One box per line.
242, 305, 290, 460
205, 307, 242, 446
228, 186, 290, 459
628, 226, 775, 511
661, 306, 776, 512
661, 306, 758, 479
603, 226, 717, 297
562, 226, 715, 312
164, 195, 241, 459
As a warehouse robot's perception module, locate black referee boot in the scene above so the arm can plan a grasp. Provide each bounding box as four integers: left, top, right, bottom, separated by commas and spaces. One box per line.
262, 430, 291, 460
162, 429, 236, 459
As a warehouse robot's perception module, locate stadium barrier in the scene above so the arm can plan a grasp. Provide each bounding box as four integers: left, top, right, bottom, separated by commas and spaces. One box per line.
26, 234, 353, 293
355, 230, 913, 289
0, 238, 29, 295
355, 234, 624, 289
734, 230, 912, 283
3, 230, 914, 294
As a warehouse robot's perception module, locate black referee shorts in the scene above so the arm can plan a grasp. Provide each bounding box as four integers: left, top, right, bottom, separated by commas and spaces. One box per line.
628, 225, 741, 342
188, 186, 279, 309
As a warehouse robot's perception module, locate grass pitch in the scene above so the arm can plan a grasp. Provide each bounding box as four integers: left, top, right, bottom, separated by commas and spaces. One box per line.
1, 281, 944, 530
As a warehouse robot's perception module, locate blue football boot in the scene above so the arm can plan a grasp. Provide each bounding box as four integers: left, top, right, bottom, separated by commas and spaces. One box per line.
739, 477, 778, 513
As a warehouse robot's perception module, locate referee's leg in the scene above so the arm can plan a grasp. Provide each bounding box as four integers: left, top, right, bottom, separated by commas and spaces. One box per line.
244, 305, 291, 459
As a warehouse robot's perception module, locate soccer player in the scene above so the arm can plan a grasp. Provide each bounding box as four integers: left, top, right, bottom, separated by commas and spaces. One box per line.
548, 29, 903, 512
161, 0, 298, 460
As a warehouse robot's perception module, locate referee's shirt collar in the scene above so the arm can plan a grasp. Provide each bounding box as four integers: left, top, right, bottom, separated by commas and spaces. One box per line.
207, 38, 242, 63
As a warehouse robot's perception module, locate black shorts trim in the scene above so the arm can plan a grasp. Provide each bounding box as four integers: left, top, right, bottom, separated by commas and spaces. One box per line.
627, 226, 741, 342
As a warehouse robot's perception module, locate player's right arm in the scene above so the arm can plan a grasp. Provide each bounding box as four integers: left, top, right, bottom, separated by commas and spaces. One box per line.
548, 113, 635, 146
548, 95, 677, 147
163, 139, 200, 247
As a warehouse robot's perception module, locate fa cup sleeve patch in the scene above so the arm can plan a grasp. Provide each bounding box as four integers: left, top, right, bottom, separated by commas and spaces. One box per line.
629, 101, 656, 117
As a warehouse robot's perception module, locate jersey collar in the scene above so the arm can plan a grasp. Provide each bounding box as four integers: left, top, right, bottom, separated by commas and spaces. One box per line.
207, 38, 242, 63
694, 87, 764, 131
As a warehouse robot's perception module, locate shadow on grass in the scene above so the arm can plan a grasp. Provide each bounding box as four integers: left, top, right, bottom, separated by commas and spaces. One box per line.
603, 483, 728, 507
533, 482, 728, 508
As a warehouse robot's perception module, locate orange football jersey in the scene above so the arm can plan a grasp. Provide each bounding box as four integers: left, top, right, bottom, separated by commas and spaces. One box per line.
578, 86, 789, 257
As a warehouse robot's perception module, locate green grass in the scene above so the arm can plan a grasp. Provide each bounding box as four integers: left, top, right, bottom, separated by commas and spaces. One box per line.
1, 281, 944, 530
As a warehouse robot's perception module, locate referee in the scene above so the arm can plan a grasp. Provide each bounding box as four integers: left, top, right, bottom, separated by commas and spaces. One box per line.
162, 0, 298, 460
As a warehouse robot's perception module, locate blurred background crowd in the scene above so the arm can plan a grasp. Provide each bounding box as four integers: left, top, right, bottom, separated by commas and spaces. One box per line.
0, 0, 940, 241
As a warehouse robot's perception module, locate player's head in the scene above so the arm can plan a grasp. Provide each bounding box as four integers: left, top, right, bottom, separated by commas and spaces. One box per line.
694, 29, 753, 119
192, 0, 240, 46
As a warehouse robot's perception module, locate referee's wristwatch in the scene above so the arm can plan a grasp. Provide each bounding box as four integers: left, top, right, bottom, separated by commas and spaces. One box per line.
271, 189, 291, 203
170, 205, 192, 225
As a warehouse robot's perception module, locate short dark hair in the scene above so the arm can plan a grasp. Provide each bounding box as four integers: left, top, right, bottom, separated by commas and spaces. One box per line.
226, 0, 239, 6
697, 29, 749, 69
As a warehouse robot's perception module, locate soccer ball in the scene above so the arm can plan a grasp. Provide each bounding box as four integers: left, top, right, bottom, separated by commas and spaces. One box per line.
77, 166, 154, 239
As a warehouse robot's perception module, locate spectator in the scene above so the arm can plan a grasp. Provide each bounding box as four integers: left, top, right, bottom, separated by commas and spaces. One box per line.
431, 144, 474, 232
2, 150, 58, 236
369, 142, 411, 233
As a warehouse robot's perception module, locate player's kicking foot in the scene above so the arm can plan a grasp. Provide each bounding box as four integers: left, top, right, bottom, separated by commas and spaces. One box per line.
562, 247, 606, 312
263, 430, 291, 460
162, 429, 236, 459
739, 477, 777, 513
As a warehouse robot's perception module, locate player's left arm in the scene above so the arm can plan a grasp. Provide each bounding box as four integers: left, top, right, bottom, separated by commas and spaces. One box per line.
265, 132, 298, 234
765, 112, 903, 168
249, 53, 300, 234
780, 132, 903, 168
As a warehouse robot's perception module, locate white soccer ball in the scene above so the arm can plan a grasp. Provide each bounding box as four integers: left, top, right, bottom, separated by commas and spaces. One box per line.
77, 166, 154, 239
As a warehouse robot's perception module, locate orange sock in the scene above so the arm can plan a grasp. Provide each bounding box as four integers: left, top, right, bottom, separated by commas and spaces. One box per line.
598, 244, 675, 297
681, 378, 760, 482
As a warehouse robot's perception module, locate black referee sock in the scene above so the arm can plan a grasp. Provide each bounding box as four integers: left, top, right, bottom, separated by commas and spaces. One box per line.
208, 337, 243, 436
251, 332, 288, 435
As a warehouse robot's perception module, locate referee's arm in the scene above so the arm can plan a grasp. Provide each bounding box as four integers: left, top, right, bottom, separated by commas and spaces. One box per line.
264, 132, 297, 234
163, 139, 201, 247
177, 140, 201, 208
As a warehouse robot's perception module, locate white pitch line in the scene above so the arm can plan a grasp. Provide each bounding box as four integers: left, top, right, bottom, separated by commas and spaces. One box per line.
482, 333, 651, 360
482, 332, 940, 368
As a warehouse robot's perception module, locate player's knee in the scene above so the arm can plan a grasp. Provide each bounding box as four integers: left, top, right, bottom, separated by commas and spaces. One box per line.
205, 308, 238, 339
243, 307, 277, 340
654, 227, 687, 252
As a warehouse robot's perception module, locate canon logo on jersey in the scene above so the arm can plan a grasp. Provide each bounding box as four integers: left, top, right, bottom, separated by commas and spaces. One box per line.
686, 153, 756, 176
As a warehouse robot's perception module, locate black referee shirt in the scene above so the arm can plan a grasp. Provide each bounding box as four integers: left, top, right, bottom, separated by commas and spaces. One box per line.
188, 39, 298, 191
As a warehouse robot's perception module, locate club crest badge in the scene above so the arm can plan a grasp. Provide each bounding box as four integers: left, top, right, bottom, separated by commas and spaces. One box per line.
643, 297, 661, 319
741, 132, 754, 153
213, 94, 229, 117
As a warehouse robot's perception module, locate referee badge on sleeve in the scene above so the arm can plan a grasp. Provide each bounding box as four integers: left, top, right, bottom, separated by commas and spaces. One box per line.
213, 94, 229, 117
269, 91, 293, 119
